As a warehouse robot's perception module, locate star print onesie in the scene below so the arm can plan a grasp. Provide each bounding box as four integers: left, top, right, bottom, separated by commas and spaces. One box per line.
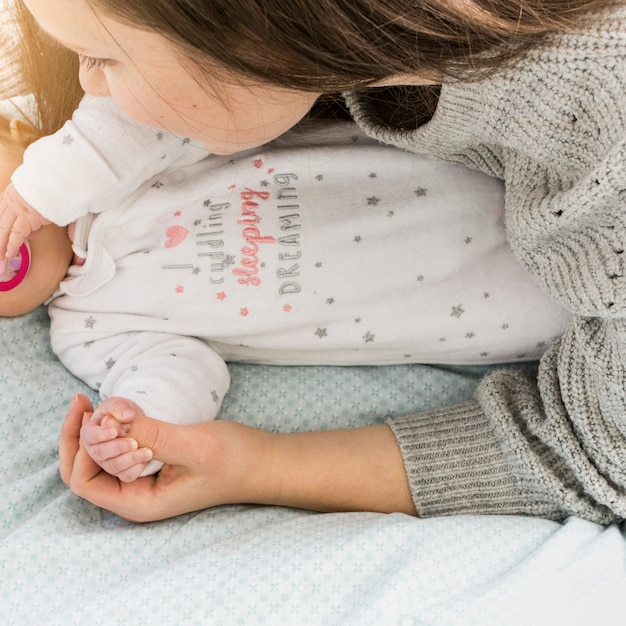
345, 4, 626, 523
9, 95, 207, 226
47, 121, 569, 474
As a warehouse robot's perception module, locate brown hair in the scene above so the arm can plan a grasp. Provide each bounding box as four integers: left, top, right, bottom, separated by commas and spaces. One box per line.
86, 0, 616, 90
4, 0, 618, 134
1, 1, 83, 137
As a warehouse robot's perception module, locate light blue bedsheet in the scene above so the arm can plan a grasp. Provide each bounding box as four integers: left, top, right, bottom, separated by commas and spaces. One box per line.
1, 308, 624, 625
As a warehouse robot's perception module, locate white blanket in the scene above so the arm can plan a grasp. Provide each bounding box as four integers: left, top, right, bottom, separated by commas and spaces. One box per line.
0, 308, 624, 625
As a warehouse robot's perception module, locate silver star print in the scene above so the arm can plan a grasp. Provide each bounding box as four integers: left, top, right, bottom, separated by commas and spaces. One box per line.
211, 390, 219, 403
105, 357, 116, 370
63, 134, 74, 145
367, 196, 380, 206
363, 331, 375, 343
315, 328, 328, 338
414, 187, 427, 196
450, 304, 465, 318
85, 316, 96, 329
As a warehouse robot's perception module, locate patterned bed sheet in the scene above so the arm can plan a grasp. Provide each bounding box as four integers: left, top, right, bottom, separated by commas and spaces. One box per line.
0, 308, 624, 625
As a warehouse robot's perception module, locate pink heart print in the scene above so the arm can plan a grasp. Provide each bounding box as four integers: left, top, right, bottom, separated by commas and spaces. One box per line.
165, 225, 189, 248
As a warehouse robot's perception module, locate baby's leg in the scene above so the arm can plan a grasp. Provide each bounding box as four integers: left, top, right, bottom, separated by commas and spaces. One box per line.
82, 396, 153, 482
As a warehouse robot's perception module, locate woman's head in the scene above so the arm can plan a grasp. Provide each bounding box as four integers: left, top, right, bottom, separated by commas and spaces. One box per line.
18, 0, 613, 151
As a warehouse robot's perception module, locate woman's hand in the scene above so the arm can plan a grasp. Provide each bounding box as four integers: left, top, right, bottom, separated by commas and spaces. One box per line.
60, 394, 416, 522
59, 394, 270, 522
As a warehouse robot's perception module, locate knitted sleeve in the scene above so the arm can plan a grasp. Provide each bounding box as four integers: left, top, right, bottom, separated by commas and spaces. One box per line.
351, 6, 626, 523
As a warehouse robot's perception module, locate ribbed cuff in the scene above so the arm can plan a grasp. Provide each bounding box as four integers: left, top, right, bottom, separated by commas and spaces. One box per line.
387, 400, 544, 518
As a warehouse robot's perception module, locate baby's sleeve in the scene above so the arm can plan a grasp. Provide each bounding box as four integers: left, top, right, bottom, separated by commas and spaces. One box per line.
53, 328, 230, 426
11, 95, 208, 225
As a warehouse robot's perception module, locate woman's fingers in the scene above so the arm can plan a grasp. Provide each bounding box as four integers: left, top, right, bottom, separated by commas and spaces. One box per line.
59, 394, 94, 485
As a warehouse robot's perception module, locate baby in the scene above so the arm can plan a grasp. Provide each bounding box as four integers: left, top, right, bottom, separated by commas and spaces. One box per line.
0, 95, 207, 260
0, 115, 571, 480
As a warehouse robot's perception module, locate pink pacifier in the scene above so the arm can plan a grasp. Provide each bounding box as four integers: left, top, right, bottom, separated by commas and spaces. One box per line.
0, 242, 31, 291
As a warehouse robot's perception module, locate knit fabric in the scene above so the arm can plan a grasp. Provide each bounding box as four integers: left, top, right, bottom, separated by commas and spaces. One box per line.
346, 5, 626, 523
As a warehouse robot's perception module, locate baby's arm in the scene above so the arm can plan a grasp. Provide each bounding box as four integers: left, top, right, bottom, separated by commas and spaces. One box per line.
52, 330, 231, 480
0, 184, 51, 259
11, 95, 207, 227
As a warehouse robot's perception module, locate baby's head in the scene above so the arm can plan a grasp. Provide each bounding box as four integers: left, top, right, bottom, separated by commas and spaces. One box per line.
0, 117, 73, 316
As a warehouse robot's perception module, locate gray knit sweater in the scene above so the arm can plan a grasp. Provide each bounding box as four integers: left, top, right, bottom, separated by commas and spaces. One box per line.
346, 5, 626, 524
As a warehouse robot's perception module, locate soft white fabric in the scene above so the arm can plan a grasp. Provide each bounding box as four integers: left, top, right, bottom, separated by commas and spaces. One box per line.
48, 123, 569, 431
10, 95, 208, 224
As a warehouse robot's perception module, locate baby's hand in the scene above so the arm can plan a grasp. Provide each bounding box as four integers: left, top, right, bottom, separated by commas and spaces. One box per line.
81, 397, 153, 482
0, 184, 51, 259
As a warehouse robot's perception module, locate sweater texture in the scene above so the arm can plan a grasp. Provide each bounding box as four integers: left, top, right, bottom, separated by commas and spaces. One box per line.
346, 5, 626, 523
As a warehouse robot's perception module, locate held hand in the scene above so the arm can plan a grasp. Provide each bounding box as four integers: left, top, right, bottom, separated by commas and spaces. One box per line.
82, 397, 152, 482
60, 394, 269, 522
0, 184, 51, 259
60, 395, 417, 522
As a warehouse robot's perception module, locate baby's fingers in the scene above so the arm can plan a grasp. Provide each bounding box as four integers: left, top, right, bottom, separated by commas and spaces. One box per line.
95, 446, 153, 482
92, 396, 143, 424
5, 216, 32, 260
81, 417, 121, 445
0, 211, 15, 260
81, 415, 153, 481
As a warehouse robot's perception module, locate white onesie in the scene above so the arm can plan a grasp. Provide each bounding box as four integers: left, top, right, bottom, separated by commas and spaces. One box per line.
48, 121, 570, 445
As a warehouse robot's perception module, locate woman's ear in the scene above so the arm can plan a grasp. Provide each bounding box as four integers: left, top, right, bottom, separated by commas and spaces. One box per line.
9, 119, 39, 146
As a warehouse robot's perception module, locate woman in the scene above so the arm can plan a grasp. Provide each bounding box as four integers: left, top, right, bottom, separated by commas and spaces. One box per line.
15, 0, 626, 523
